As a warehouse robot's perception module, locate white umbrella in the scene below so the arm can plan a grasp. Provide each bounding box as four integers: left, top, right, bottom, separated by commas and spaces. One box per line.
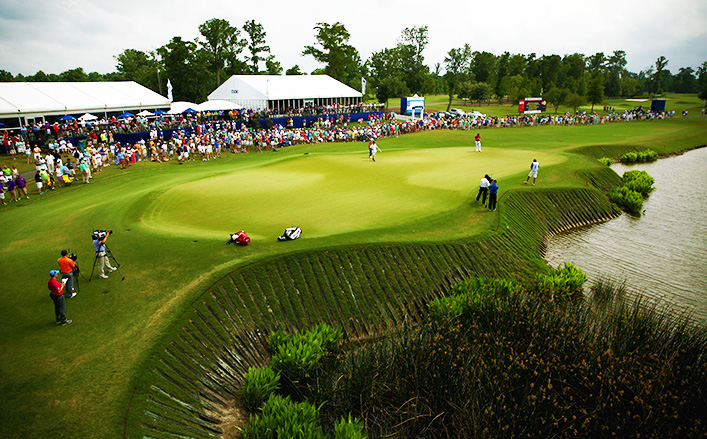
169, 101, 199, 114
79, 113, 98, 121
137, 110, 154, 117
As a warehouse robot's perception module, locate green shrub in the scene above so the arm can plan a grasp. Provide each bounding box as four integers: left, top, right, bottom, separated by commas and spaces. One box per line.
430, 278, 520, 326
333, 414, 368, 439
637, 149, 658, 162
270, 324, 343, 384
598, 157, 613, 166
531, 262, 587, 301
241, 394, 323, 439
622, 170, 655, 196
620, 151, 638, 163
609, 186, 643, 214
241, 366, 281, 411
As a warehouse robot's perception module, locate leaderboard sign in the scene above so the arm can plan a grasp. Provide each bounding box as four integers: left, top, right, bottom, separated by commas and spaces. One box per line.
401, 95, 425, 116
518, 97, 547, 114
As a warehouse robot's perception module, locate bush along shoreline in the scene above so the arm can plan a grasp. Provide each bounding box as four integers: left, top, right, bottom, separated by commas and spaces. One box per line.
264, 266, 707, 439
609, 169, 655, 215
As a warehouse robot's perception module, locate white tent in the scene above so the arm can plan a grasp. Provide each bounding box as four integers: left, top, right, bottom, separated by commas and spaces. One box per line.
137, 110, 154, 117
0, 81, 170, 123
207, 75, 362, 111
168, 101, 199, 114
197, 100, 243, 112
79, 113, 98, 121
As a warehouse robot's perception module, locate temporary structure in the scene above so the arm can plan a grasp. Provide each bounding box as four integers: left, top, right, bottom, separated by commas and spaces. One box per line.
207, 75, 362, 112
0, 81, 169, 125
196, 100, 243, 112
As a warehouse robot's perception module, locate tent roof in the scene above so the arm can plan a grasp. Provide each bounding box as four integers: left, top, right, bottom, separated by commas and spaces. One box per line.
0, 81, 170, 118
208, 75, 362, 101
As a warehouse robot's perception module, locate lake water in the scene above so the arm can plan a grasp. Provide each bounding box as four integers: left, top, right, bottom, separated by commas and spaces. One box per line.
545, 147, 707, 321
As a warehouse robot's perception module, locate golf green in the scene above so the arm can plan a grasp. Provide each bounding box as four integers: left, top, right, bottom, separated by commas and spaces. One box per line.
142, 147, 565, 240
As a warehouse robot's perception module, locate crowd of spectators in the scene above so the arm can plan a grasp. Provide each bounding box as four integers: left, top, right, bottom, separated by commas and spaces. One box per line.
0, 104, 685, 207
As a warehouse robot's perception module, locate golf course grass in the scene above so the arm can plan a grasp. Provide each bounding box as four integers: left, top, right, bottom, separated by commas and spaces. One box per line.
1, 111, 706, 438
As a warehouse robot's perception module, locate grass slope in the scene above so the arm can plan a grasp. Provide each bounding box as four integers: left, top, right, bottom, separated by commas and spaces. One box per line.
0, 117, 705, 438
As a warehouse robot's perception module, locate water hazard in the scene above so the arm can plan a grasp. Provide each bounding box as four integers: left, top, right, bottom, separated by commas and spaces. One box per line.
545, 147, 707, 321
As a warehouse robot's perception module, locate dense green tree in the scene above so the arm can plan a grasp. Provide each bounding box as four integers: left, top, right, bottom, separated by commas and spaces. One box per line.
286, 65, 303, 75
697, 62, 707, 106
243, 20, 271, 74
396, 26, 431, 94
586, 73, 605, 111
60, 67, 88, 82
302, 22, 363, 89
444, 44, 472, 110
537, 54, 562, 92
0, 69, 15, 81
368, 47, 407, 107
604, 50, 627, 97
157, 36, 210, 102
566, 92, 586, 113
586, 52, 606, 73
461, 82, 493, 104
471, 51, 495, 84
620, 76, 638, 97
115, 49, 161, 93
545, 86, 569, 113
198, 18, 245, 86
672, 67, 697, 93
265, 54, 282, 75
653, 56, 669, 94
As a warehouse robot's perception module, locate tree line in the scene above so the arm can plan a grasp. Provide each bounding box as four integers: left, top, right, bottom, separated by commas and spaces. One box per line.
1, 19, 706, 107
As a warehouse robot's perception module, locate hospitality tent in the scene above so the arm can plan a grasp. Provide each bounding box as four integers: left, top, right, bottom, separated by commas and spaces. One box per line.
0, 81, 170, 126
207, 75, 362, 112
168, 101, 198, 114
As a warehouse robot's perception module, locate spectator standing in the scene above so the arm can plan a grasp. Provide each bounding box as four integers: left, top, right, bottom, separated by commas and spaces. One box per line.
14, 175, 29, 200
476, 174, 491, 206
488, 179, 499, 212
48, 270, 72, 325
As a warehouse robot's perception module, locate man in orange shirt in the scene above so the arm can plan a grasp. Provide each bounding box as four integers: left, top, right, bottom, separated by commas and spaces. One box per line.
57, 250, 77, 298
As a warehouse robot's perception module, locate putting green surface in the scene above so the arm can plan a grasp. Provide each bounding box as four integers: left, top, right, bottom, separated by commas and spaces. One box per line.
142, 147, 564, 240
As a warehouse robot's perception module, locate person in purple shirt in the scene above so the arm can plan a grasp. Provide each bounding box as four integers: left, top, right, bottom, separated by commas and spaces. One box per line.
6, 176, 17, 202
0, 179, 6, 205
15, 175, 29, 200
488, 179, 499, 212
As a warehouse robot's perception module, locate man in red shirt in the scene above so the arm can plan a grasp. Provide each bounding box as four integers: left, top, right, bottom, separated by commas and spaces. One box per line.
48, 270, 72, 325
57, 250, 77, 298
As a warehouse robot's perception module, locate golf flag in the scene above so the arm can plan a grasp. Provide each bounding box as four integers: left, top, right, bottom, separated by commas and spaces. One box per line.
361, 77, 366, 94
167, 79, 173, 102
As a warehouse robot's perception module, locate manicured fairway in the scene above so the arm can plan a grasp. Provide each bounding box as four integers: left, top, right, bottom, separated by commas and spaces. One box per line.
1, 117, 705, 438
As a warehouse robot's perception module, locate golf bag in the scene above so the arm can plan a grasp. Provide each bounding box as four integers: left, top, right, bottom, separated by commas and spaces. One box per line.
227, 230, 250, 246
277, 226, 302, 241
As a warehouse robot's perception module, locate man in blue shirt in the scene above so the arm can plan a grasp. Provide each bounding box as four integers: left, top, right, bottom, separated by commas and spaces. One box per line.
488, 179, 499, 212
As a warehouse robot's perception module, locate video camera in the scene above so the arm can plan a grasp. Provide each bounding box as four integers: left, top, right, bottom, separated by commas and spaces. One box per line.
92, 229, 113, 240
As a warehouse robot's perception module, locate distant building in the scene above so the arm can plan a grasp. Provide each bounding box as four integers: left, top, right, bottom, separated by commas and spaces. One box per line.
208, 75, 362, 113
0, 81, 169, 126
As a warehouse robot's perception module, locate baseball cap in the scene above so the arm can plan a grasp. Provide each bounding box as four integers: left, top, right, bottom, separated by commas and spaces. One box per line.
50, 270, 59, 276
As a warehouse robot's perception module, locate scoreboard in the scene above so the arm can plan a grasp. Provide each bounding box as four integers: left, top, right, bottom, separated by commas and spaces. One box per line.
518, 97, 547, 114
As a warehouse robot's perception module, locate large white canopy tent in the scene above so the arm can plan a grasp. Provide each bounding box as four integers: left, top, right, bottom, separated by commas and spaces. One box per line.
0, 81, 170, 125
207, 75, 362, 112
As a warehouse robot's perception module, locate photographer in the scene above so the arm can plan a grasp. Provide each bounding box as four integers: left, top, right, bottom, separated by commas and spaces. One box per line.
57, 250, 77, 298
93, 230, 116, 279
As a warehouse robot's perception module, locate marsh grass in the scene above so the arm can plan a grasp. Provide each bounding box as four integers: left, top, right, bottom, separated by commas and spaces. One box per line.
308, 278, 707, 438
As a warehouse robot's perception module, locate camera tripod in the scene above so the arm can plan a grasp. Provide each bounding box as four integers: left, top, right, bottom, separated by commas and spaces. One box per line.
88, 244, 125, 281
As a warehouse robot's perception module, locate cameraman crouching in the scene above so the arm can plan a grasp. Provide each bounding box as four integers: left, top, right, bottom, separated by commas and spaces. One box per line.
57, 250, 77, 297
93, 230, 117, 279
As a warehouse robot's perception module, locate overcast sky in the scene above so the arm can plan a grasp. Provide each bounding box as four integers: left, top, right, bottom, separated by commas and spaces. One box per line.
1, 0, 706, 80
